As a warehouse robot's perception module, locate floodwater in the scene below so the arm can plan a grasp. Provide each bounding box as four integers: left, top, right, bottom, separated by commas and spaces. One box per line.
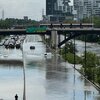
75, 40, 100, 56
0, 35, 100, 100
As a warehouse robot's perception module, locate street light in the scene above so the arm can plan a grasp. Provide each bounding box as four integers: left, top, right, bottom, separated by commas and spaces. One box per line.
91, 0, 94, 28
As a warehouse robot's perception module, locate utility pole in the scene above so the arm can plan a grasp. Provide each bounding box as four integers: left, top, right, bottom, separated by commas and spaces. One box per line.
42, 9, 44, 20
91, 0, 94, 28
2, 9, 4, 20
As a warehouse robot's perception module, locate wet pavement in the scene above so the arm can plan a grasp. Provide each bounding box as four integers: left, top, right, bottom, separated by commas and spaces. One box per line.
0, 35, 99, 100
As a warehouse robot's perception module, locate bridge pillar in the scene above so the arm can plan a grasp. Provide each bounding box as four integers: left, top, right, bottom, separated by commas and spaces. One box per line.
41, 35, 45, 42
51, 30, 58, 49
58, 34, 61, 54
58, 34, 61, 45
45, 34, 52, 47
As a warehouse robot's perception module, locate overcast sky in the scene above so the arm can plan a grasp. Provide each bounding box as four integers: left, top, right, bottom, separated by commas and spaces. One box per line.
0, 0, 73, 20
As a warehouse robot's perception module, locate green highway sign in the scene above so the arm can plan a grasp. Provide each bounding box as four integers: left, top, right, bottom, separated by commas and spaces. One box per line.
26, 27, 47, 33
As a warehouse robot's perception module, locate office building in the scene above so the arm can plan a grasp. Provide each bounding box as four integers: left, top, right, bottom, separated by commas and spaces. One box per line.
46, 0, 57, 15
24, 16, 28, 20
46, 0, 73, 22
73, 0, 100, 21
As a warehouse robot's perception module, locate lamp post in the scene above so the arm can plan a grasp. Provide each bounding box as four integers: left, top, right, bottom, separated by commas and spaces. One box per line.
91, 0, 94, 28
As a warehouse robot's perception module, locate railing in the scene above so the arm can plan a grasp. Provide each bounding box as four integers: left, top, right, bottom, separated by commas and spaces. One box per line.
40, 23, 94, 28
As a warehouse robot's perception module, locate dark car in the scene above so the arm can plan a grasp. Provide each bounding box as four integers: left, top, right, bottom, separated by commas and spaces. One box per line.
30, 46, 35, 50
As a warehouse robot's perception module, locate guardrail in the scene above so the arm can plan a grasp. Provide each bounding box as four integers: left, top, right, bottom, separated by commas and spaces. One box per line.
40, 23, 93, 28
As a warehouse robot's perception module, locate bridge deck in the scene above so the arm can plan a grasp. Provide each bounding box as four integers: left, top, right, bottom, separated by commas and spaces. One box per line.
51, 28, 100, 34
0, 28, 100, 35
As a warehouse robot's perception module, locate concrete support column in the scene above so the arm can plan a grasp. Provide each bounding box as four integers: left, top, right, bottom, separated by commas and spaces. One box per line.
51, 30, 58, 49
41, 35, 45, 43
58, 34, 61, 45
49, 34, 52, 47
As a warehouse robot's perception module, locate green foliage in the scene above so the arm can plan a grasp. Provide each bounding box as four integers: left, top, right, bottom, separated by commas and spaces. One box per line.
85, 68, 93, 80
81, 51, 100, 85
94, 67, 100, 84
60, 42, 81, 64
0, 18, 38, 29
60, 42, 100, 85
64, 20, 77, 23
62, 52, 82, 64
86, 34, 99, 42
0, 35, 5, 42
93, 16, 100, 28
60, 40, 100, 86
0, 20, 10, 29
82, 52, 100, 68
81, 16, 100, 28
81, 17, 91, 23
76, 34, 100, 43
97, 77, 100, 85
61, 42, 75, 54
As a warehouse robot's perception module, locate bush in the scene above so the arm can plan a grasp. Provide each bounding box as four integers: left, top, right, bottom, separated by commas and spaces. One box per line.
81, 52, 100, 84
82, 52, 100, 68
61, 42, 76, 54
97, 77, 100, 85
62, 52, 82, 64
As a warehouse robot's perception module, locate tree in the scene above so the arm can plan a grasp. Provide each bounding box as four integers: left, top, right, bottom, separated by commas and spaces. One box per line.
81, 52, 100, 81
82, 52, 100, 68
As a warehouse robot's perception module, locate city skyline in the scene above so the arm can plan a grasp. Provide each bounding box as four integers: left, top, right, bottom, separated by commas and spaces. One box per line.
0, 0, 73, 20
74, 0, 100, 21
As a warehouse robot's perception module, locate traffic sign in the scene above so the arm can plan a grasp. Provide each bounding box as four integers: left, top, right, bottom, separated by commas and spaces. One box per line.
26, 27, 47, 33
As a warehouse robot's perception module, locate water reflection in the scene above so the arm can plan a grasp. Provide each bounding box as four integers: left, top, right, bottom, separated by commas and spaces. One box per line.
45, 53, 76, 100
23, 64, 26, 100
0, 64, 23, 100
46, 53, 68, 79
75, 40, 100, 56
0, 35, 100, 100
44, 51, 100, 100
95, 95, 100, 100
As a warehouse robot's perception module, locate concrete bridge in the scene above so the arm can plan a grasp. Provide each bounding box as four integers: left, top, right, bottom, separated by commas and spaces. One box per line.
0, 23, 100, 48
0, 28, 100, 35
0, 27, 100, 47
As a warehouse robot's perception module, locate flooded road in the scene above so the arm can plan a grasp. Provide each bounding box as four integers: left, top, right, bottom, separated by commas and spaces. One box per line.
0, 35, 100, 100
75, 40, 100, 56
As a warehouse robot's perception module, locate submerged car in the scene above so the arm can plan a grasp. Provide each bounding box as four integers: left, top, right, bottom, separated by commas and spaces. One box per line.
16, 41, 21, 49
30, 46, 35, 50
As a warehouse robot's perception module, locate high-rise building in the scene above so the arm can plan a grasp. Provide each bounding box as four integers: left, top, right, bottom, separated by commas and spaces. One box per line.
24, 16, 28, 20
73, 0, 100, 21
46, 0, 73, 22
46, 0, 57, 15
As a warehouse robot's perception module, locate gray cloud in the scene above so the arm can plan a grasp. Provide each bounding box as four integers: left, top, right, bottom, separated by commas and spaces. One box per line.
0, 0, 72, 20
0, 0, 45, 20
